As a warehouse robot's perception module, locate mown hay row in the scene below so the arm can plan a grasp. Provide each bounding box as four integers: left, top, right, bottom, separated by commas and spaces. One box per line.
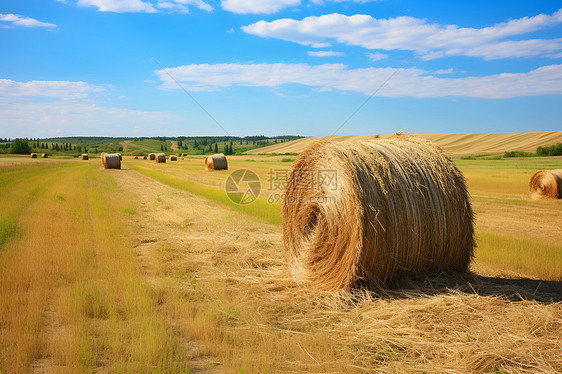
282, 135, 475, 290
529, 169, 562, 199
204, 154, 228, 171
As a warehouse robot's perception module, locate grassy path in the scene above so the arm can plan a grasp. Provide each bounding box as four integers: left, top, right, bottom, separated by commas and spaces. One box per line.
0, 161, 188, 373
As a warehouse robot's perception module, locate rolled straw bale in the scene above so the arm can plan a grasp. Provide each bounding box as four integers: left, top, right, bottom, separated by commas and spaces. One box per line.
31, 153, 38, 158
143, 156, 147, 160
156, 153, 166, 163
134, 156, 139, 159
103, 153, 121, 169
101, 152, 107, 168
41, 154, 47, 158
204, 154, 228, 171
529, 170, 562, 199
81, 154, 89, 160
282, 136, 475, 290
149, 153, 156, 160
169, 155, 177, 161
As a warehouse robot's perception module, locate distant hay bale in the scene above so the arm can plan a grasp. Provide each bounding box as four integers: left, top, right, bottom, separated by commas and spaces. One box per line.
529, 170, 562, 200
182, 153, 188, 157
143, 156, 147, 160
134, 156, 138, 159
103, 153, 121, 169
156, 153, 166, 163
204, 154, 228, 171
149, 153, 156, 160
41, 154, 47, 158
169, 155, 177, 161
282, 136, 475, 291
31, 153, 38, 158
81, 154, 89, 160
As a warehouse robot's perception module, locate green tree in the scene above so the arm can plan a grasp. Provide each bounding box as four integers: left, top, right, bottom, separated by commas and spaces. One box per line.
214, 143, 218, 153
160, 144, 164, 151
194, 140, 199, 148
165, 145, 168, 152
9, 138, 31, 154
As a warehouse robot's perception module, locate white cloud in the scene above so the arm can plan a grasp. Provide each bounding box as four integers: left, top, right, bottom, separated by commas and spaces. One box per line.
156, 62, 562, 98
0, 14, 56, 28
0, 78, 175, 137
243, 9, 562, 60
221, 0, 300, 14
310, 0, 382, 4
72, 0, 211, 13
0, 79, 104, 99
367, 52, 387, 61
432, 68, 454, 75
307, 50, 345, 57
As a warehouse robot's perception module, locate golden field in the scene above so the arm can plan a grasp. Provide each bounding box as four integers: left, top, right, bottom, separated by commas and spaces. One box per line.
0, 137, 561, 373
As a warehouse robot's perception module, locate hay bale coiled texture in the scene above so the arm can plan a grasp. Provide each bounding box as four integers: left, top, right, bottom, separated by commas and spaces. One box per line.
156, 153, 166, 163
41, 154, 48, 158
102, 153, 121, 169
529, 169, 562, 200
31, 153, 38, 158
169, 155, 177, 161
282, 136, 475, 290
149, 153, 156, 160
204, 154, 228, 171
81, 154, 89, 160
101, 152, 107, 168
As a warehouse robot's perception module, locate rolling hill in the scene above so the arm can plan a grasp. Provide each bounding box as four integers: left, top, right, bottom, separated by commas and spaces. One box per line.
244, 131, 562, 157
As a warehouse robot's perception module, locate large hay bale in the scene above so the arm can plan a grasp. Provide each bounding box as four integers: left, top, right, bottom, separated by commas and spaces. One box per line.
101, 152, 107, 168
81, 154, 89, 160
41, 154, 47, 158
169, 155, 177, 161
282, 136, 475, 290
118, 154, 122, 160
156, 153, 166, 163
204, 154, 228, 171
30, 153, 38, 158
149, 153, 156, 160
103, 153, 121, 169
529, 169, 562, 199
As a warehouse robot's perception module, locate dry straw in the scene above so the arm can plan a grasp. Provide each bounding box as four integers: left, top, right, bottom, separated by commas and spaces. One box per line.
169, 155, 178, 161
81, 154, 89, 160
156, 153, 166, 163
529, 169, 562, 199
102, 153, 121, 169
204, 153, 228, 171
149, 153, 156, 160
282, 135, 475, 290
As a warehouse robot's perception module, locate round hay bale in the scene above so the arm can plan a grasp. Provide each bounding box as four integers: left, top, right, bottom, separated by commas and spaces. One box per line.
143, 156, 147, 160
156, 153, 166, 163
81, 154, 89, 160
118, 154, 122, 160
103, 153, 121, 169
204, 154, 228, 171
31, 153, 38, 158
149, 153, 156, 160
134, 156, 139, 159
41, 154, 47, 158
169, 155, 177, 161
101, 152, 108, 168
529, 169, 562, 200
282, 136, 475, 290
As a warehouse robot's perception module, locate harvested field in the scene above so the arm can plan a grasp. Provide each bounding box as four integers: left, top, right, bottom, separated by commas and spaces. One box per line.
0, 153, 560, 373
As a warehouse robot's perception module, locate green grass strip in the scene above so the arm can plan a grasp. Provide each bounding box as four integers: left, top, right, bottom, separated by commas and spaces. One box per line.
129, 164, 281, 225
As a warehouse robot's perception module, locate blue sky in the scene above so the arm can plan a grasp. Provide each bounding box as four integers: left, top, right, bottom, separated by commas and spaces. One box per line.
1, 0, 561, 137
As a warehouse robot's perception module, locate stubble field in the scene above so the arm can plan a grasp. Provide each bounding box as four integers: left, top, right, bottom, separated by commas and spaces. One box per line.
0, 153, 560, 373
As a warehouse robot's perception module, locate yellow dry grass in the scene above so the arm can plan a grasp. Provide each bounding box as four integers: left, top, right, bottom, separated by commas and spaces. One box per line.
245, 131, 562, 157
